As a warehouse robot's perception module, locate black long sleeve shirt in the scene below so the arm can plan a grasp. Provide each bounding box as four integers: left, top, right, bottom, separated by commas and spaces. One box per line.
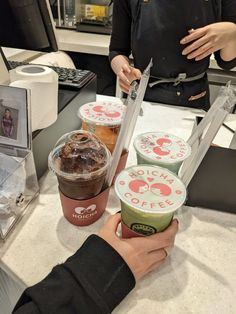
13, 235, 135, 314
109, 0, 236, 73
109, 0, 236, 108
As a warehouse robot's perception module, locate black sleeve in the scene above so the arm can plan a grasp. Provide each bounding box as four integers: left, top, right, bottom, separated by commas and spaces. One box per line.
13, 235, 135, 314
214, 0, 236, 70
109, 0, 132, 61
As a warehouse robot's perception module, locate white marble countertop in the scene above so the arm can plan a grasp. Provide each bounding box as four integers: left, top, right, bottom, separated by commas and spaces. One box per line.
57, 29, 110, 56
1, 95, 236, 313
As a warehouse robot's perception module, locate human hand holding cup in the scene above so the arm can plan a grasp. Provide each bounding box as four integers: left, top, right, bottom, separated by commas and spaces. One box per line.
98, 213, 179, 280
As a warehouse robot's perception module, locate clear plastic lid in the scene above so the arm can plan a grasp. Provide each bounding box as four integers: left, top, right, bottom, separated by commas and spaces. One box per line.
115, 164, 186, 214
48, 130, 111, 180
78, 101, 126, 126
134, 132, 191, 164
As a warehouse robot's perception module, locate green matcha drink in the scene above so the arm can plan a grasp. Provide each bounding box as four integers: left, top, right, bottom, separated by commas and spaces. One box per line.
134, 132, 191, 174
115, 165, 186, 236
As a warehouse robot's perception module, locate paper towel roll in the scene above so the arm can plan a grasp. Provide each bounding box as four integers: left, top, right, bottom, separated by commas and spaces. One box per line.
9, 65, 58, 132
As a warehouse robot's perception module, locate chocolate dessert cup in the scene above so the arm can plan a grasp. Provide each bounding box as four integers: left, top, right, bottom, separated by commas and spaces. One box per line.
49, 130, 111, 226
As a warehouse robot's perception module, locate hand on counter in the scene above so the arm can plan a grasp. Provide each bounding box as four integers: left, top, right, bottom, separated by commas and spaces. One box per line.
111, 55, 141, 94
13, 213, 178, 314
180, 22, 236, 62
98, 213, 179, 280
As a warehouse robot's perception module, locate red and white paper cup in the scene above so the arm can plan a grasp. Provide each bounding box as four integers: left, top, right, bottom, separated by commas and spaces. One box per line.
59, 186, 110, 226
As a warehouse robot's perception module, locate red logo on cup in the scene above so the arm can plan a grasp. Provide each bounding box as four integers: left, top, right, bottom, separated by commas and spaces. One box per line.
129, 179, 171, 197
153, 138, 172, 156
93, 105, 104, 113
93, 105, 121, 118
74, 204, 97, 219
150, 183, 172, 196
129, 180, 149, 194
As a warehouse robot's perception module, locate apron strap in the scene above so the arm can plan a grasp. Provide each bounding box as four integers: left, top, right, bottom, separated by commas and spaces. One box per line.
149, 72, 206, 88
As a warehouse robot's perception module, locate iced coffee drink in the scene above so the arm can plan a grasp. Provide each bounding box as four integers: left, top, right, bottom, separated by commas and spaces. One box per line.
48, 130, 110, 200
78, 101, 126, 153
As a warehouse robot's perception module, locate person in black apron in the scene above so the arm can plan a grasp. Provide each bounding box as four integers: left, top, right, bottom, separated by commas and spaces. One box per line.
109, 0, 236, 110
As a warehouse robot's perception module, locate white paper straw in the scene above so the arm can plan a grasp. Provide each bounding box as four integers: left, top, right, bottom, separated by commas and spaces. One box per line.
105, 82, 138, 187
124, 59, 152, 151
181, 108, 228, 186
105, 59, 152, 187
180, 83, 236, 186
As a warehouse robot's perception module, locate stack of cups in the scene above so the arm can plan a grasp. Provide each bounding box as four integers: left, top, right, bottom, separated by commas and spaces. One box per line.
48, 130, 111, 226
134, 132, 191, 174
115, 165, 186, 238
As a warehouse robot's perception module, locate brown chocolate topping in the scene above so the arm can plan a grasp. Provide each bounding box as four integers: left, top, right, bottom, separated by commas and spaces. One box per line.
59, 132, 108, 174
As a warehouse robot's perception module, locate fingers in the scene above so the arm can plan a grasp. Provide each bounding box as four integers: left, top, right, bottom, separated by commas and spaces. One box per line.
118, 70, 131, 85
98, 213, 121, 239
180, 27, 207, 44
110, 55, 130, 75
99, 217, 178, 281
137, 250, 167, 280
182, 35, 209, 56
118, 66, 141, 84
119, 79, 130, 94
187, 43, 214, 60
148, 248, 167, 261
163, 245, 173, 257
145, 259, 166, 276
132, 68, 142, 80
180, 27, 211, 60
103, 213, 121, 233
194, 48, 215, 61
130, 219, 179, 253
122, 63, 131, 74
118, 67, 141, 94
142, 244, 175, 279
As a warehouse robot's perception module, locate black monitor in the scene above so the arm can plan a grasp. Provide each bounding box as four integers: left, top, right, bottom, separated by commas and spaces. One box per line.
0, 0, 58, 52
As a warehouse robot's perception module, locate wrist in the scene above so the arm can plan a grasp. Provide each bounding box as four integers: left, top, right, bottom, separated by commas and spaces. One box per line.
111, 55, 130, 75
220, 23, 236, 61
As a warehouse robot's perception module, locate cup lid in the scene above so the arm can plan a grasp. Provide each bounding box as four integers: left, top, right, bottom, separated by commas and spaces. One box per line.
134, 132, 191, 164
48, 130, 110, 180
115, 164, 186, 214
78, 101, 126, 126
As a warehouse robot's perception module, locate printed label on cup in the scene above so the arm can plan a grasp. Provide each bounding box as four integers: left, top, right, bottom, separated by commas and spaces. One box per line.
115, 165, 186, 214
134, 132, 191, 163
79, 101, 126, 125
131, 223, 157, 235
73, 204, 97, 219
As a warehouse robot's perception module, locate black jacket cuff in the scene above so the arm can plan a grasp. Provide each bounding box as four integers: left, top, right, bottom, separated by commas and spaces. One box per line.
214, 51, 236, 70
65, 235, 136, 312
13, 235, 135, 314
